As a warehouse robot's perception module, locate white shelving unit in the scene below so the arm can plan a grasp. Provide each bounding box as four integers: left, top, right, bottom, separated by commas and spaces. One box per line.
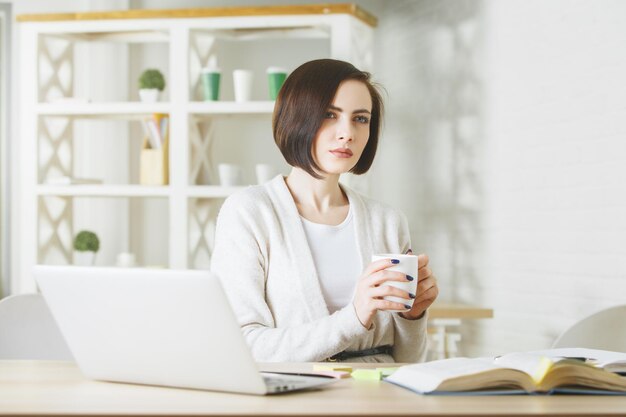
17, 4, 376, 293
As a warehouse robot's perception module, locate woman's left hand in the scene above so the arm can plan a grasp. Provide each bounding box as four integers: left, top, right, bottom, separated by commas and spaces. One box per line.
400, 252, 438, 320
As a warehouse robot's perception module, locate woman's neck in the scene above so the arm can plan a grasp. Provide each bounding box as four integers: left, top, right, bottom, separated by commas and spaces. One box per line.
285, 168, 348, 217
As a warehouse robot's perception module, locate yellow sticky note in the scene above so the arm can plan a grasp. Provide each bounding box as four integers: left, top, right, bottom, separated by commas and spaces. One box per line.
351, 369, 382, 381
313, 365, 353, 372
376, 367, 399, 377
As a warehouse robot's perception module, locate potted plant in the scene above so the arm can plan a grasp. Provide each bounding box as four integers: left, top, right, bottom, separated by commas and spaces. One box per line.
73, 230, 100, 266
138, 69, 166, 102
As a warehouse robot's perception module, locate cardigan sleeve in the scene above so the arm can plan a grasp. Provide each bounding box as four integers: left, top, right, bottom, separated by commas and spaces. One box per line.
211, 192, 370, 362
389, 209, 430, 363
392, 311, 429, 362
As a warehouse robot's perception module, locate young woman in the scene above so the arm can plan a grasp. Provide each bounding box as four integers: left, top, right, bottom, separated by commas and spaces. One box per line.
211, 59, 438, 363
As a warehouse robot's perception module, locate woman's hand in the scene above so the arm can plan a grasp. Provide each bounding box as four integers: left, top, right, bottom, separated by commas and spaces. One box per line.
399, 252, 439, 320
352, 259, 415, 329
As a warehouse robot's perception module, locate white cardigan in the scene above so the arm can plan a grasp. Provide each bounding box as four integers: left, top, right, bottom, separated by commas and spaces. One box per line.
211, 175, 428, 363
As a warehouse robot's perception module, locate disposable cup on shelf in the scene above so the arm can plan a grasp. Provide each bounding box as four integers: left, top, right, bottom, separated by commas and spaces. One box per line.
233, 69, 253, 102
255, 164, 277, 184
201, 67, 221, 101
218, 163, 242, 186
267, 67, 287, 100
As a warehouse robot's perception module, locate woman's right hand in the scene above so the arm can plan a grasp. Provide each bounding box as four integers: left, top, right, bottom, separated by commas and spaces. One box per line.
352, 258, 415, 329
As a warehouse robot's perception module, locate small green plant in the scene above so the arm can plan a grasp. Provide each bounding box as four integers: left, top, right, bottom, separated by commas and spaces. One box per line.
139, 69, 166, 91
73, 230, 100, 253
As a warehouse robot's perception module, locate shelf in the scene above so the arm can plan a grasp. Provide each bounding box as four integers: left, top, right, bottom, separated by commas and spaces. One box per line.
37, 185, 170, 197
16, 5, 378, 28
187, 185, 248, 198
36, 102, 172, 117
192, 26, 330, 41
188, 101, 275, 115
35, 30, 170, 44
35, 101, 275, 117
36, 185, 250, 198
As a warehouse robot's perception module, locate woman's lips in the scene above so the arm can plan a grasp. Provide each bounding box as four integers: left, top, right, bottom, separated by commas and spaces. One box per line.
330, 148, 353, 158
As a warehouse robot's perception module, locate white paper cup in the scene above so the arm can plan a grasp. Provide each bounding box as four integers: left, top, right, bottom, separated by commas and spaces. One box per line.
371, 254, 418, 312
116, 252, 136, 268
218, 163, 241, 186
233, 69, 253, 102
255, 164, 277, 184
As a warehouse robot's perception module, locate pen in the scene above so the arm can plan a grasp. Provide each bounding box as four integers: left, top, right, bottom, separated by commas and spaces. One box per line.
560, 356, 597, 364
264, 371, 335, 379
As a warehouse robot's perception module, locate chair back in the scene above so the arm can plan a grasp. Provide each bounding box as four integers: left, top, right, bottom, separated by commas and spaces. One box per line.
0, 293, 73, 360
552, 305, 626, 351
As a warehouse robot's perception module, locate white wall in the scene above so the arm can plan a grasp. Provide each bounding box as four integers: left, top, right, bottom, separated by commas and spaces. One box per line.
372, 0, 490, 355
480, 0, 626, 355
376, 0, 626, 356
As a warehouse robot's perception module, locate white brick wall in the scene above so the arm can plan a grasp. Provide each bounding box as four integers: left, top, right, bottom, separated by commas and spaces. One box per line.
374, 0, 626, 356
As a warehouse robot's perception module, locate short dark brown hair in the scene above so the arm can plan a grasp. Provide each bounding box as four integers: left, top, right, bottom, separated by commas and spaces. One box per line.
272, 59, 384, 179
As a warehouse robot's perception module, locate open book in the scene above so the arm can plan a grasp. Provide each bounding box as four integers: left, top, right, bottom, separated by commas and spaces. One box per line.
386, 350, 626, 395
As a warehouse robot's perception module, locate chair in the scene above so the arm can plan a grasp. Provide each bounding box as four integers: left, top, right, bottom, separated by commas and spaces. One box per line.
552, 305, 626, 351
0, 293, 73, 360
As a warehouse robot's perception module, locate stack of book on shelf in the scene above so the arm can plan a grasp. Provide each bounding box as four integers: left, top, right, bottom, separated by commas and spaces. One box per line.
386, 348, 626, 395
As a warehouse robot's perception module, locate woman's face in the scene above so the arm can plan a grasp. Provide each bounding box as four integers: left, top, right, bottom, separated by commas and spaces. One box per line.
312, 80, 372, 176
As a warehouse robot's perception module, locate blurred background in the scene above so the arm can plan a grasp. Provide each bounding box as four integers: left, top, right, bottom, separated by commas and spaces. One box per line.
2, 0, 626, 358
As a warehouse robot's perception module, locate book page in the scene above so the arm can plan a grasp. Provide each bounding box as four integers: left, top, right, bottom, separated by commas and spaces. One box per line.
386, 358, 518, 393
603, 361, 626, 373
527, 348, 626, 368
494, 353, 554, 383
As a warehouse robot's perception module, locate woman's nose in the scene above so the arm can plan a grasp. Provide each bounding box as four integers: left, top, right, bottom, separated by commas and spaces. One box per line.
336, 119, 354, 141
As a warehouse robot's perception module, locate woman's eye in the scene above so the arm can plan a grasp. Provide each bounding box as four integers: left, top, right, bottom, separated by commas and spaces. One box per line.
355, 115, 370, 124
324, 111, 336, 119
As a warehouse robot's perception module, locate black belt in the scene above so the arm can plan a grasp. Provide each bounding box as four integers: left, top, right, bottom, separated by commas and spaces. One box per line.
327, 345, 393, 362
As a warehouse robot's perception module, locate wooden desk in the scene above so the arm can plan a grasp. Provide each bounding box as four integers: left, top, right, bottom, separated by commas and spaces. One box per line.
428, 303, 494, 359
429, 302, 494, 320
2, 361, 626, 417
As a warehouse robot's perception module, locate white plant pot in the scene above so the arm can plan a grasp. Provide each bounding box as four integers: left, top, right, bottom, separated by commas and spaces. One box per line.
74, 251, 96, 266
139, 88, 160, 102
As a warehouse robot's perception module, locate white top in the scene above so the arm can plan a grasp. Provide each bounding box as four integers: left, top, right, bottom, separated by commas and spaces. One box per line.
211, 175, 428, 363
300, 206, 361, 314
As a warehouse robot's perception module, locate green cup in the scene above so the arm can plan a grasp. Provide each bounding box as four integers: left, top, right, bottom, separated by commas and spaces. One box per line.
201, 68, 221, 101
267, 67, 287, 101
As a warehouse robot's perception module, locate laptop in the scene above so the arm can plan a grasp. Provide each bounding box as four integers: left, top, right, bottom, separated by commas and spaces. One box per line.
33, 265, 336, 395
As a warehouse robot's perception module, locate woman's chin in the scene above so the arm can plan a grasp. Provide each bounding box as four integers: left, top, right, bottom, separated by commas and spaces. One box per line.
318, 161, 356, 176
319, 168, 352, 176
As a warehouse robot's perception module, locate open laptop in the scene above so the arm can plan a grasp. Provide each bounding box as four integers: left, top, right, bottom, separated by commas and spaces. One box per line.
33, 265, 336, 395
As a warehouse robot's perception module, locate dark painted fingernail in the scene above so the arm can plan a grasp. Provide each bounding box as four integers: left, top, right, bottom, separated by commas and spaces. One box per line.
391, 259, 400, 264
404, 304, 412, 309
406, 275, 414, 281
409, 293, 416, 299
